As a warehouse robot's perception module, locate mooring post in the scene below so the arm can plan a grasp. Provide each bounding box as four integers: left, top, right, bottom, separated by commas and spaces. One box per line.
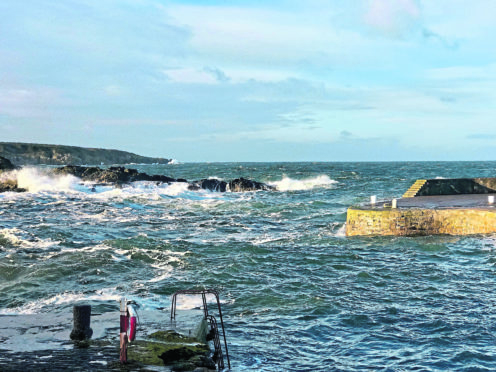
70, 304, 93, 340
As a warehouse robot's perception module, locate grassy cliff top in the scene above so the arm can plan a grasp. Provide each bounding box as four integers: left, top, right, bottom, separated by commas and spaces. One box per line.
0, 142, 171, 165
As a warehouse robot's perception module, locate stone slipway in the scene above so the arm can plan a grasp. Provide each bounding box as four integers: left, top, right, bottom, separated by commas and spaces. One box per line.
346, 178, 496, 236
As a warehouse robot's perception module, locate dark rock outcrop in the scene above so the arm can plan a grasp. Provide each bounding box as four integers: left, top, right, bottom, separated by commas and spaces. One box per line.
195, 179, 228, 192
0, 157, 26, 192
0, 179, 27, 193
52, 165, 176, 184
53, 165, 273, 193
229, 177, 274, 192
0, 156, 16, 172
0, 159, 274, 194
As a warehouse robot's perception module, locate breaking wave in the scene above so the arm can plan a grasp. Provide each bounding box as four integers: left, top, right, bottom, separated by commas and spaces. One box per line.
14, 167, 79, 193
269, 175, 338, 191
0, 228, 60, 249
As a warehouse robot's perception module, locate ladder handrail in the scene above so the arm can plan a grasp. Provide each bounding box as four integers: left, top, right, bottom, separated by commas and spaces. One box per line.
170, 289, 231, 369
207, 315, 224, 369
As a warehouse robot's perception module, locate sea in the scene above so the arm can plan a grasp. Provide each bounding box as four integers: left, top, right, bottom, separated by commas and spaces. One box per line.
1, 161, 496, 371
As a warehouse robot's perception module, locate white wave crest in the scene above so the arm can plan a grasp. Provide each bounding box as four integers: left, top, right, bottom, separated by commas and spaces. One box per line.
88, 181, 212, 201
0, 167, 225, 201
335, 223, 346, 237
0, 228, 59, 249
269, 175, 338, 191
0, 228, 24, 245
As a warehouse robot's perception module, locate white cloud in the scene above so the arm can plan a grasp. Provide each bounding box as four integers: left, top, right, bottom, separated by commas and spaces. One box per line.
364, 0, 421, 37
421, 0, 496, 39
425, 64, 496, 81
166, 4, 349, 67
103, 85, 125, 96
0, 87, 58, 118
162, 68, 222, 84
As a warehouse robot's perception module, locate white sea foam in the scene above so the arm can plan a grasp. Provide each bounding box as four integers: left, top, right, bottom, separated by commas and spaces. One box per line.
0, 167, 228, 203
173, 293, 228, 310
148, 265, 173, 283
269, 175, 338, 191
0, 288, 122, 314
0, 228, 59, 249
39, 243, 118, 261
147, 249, 189, 282
0, 228, 24, 245
335, 223, 347, 237
159, 181, 190, 196
85, 181, 218, 202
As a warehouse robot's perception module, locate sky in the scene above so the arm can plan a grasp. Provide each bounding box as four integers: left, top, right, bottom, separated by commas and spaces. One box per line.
0, 0, 495, 162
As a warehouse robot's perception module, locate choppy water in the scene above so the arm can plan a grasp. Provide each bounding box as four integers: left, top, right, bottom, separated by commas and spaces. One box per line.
1, 161, 496, 371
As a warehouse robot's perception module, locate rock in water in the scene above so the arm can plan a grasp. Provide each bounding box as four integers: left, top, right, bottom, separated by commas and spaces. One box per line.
52, 165, 176, 184
198, 179, 228, 192
0, 157, 26, 193
51, 164, 274, 193
0, 156, 16, 172
229, 177, 274, 192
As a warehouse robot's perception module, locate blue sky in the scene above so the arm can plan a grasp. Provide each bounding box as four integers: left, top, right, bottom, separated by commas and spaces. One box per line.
1, 0, 495, 162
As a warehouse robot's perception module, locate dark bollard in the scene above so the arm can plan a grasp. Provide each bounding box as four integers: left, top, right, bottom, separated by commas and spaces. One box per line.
70, 305, 93, 340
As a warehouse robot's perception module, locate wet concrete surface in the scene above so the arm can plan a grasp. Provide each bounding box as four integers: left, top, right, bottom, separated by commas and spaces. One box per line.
359, 193, 496, 210
0, 309, 205, 371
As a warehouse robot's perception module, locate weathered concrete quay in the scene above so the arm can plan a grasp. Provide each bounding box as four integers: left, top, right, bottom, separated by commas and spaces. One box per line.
346, 178, 496, 236
0, 307, 217, 371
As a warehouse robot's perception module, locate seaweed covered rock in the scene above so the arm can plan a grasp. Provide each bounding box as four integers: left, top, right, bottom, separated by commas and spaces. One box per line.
126, 330, 215, 371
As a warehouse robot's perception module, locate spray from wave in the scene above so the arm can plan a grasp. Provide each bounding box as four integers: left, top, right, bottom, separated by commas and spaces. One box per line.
269, 175, 338, 191
3, 167, 80, 193
0, 168, 222, 202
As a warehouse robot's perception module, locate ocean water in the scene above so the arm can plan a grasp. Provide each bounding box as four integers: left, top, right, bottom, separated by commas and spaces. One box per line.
1, 161, 496, 371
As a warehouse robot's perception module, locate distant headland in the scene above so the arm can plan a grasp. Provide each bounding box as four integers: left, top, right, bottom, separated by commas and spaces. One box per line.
0, 142, 171, 165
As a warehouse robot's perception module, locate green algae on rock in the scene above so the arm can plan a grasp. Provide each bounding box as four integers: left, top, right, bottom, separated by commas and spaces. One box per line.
127, 330, 213, 371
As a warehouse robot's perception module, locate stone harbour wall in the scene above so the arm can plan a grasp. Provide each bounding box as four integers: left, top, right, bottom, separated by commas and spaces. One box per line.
346, 207, 496, 236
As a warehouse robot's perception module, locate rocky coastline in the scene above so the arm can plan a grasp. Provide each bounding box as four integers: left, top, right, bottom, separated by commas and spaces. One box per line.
0, 142, 171, 165
0, 156, 274, 193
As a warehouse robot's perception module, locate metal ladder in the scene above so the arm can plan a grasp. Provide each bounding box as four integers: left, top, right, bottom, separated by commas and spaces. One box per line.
171, 289, 231, 370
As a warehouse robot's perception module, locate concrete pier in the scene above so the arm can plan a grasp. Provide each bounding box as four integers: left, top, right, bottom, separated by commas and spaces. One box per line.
346, 178, 496, 236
